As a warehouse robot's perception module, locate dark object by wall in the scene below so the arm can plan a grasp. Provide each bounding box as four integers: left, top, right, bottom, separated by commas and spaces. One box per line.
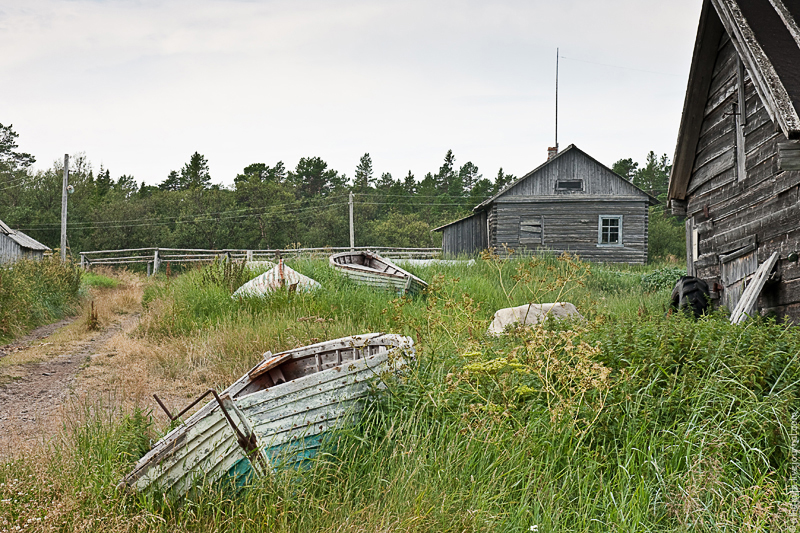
671, 276, 711, 318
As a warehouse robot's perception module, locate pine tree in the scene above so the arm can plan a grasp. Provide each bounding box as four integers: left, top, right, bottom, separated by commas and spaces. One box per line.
354, 153, 374, 190
95, 166, 112, 197
611, 158, 638, 182
159, 170, 182, 191
403, 171, 416, 195
0, 123, 35, 174
435, 150, 456, 194
180, 152, 211, 189
458, 162, 481, 193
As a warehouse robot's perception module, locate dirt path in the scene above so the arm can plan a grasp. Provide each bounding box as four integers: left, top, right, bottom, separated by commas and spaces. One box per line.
0, 312, 140, 456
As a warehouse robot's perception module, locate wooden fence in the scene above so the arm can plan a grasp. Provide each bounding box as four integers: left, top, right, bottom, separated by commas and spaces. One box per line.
79, 247, 442, 275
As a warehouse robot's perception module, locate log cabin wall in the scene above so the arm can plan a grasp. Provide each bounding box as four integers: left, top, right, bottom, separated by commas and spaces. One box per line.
685, 32, 800, 320
0, 232, 23, 264
488, 147, 652, 263
439, 211, 488, 257
491, 200, 648, 263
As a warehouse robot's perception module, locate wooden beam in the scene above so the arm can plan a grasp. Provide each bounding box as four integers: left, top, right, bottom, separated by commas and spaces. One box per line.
669, 0, 726, 201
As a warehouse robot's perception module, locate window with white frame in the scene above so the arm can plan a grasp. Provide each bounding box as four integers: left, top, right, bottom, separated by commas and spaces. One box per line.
598, 215, 622, 245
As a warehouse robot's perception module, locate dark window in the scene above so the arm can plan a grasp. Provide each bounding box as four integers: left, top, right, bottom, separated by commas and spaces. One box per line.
556, 179, 583, 191
598, 216, 622, 245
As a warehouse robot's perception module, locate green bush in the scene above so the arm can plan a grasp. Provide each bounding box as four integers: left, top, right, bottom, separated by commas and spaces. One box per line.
0, 258, 82, 342
641, 265, 685, 292
648, 205, 686, 262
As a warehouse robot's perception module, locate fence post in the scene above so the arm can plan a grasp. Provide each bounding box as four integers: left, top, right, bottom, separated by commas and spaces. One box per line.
153, 249, 160, 274
80, 253, 85, 270
147, 262, 152, 277
246, 250, 253, 262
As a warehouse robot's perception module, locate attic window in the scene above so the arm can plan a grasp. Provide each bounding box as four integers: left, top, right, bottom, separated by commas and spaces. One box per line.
556, 179, 583, 191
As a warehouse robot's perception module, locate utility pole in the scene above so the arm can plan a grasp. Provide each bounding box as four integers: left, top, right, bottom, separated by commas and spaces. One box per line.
60, 154, 69, 262
349, 191, 355, 251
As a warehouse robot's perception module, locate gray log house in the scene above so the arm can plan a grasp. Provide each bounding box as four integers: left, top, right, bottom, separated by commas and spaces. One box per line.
0, 218, 50, 264
435, 145, 657, 263
667, 0, 800, 320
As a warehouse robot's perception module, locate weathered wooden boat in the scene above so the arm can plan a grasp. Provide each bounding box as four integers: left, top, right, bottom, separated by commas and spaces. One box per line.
233, 259, 320, 298
329, 251, 428, 295
119, 333, 414, 497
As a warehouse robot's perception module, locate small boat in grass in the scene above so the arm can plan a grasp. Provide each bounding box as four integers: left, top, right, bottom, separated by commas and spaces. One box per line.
233, 259, 320, 298
119, 333, 414, 498
329, 251, 428, 295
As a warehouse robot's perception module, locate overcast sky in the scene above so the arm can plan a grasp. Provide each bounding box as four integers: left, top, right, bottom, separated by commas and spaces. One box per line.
1, 0, 702, 187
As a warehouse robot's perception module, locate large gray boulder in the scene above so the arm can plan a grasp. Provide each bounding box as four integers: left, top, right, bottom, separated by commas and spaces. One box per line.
487, 302, 582, 335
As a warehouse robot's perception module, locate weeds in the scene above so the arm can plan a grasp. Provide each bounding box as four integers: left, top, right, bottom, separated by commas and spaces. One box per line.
86, 301, 100, 330
3, 256, 799, 532
0, 258, 81, 342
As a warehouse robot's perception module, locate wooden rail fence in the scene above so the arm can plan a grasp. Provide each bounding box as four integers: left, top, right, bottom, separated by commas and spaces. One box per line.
79, 247, 442, 275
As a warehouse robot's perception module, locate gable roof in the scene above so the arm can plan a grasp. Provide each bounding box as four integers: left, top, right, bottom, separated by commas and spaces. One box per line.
0, 218, 50, 252
474, 144, 657, 211
431, 212, 480, 232
669, 0, 800, 201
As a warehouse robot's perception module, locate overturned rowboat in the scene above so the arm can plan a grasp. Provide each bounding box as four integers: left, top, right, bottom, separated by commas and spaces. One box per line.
119, 333, 414, 498
233, 259, 320, 297
329, 251, 428, 296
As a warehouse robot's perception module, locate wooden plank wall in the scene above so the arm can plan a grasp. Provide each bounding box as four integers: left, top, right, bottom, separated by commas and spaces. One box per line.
491, 200, 648, 264
502, 149, 647, 198
687, 32, 800, 321
0, 233, 22, 264
440, 211, 488, 257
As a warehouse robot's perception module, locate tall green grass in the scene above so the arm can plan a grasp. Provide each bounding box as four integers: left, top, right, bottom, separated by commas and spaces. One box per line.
0, 258, 82, 342
3, 255, 797, 531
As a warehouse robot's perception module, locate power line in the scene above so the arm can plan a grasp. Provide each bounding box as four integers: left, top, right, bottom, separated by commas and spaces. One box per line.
559, 54, 681, 78
19, 202, 351, 231
16, 194, 352, 229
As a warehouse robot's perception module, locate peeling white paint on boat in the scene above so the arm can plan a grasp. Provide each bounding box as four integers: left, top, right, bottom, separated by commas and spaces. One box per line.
329, 251, 428, 295
119, 333, 414, 498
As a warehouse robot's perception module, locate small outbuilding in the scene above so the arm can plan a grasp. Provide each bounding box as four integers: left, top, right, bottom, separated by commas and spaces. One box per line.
434, 144, 657, 263
0, 218, 50, 264
667, 0, 800, 320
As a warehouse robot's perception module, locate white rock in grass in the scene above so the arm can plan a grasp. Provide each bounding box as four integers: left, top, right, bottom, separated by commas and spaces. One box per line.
487, 302, 581, 335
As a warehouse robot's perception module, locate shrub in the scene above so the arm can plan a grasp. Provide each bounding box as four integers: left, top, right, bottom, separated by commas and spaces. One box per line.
641, 265, 686, 292
0, 258, 82, 342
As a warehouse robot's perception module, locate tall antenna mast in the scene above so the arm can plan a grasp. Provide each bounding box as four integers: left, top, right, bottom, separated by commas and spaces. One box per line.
555, 47, 559, 152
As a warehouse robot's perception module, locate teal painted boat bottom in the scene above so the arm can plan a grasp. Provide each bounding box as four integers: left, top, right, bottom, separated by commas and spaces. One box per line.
227, 434, 326, 485
121, 333, 415, 499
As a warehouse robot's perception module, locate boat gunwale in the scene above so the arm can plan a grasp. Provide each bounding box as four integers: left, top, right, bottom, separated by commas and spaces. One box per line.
329, 251, 428, 288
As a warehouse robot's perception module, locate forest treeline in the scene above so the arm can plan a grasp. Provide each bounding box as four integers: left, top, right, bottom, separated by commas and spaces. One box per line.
0, 123, 683, 259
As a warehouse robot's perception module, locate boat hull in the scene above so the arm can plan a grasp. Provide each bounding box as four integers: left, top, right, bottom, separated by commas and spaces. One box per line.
329, 251, 428, 296
120, 333, 413, 497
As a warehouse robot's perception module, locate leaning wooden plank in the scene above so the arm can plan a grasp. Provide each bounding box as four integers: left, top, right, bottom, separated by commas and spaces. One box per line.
730, 251, 779, 324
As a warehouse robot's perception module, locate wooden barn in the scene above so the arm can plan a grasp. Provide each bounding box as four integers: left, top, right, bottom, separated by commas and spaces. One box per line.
0, 218, 50, 264
435, 145, 657, 263
667, 0, 800, 320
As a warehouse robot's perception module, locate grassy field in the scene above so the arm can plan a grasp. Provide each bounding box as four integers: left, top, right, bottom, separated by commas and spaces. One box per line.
1, 254, 798, 532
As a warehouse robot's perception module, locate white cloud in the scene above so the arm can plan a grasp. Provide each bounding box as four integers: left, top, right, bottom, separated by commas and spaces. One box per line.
0, 0, 702, 184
